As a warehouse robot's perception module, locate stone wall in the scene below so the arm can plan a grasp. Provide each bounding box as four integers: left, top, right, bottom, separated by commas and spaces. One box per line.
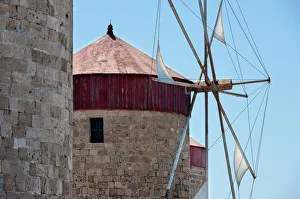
189, 166, 206, 198
73, 110, 190, 199
0, 0, 73, 198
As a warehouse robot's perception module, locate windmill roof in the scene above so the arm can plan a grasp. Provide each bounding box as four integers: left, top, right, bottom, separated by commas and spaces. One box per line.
190, 137, 205, 148
73, 34, 191, 82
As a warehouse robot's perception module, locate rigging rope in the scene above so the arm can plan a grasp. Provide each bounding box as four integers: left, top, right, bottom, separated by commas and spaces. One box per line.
226, 84, 269, 199
225, 0, 269, 77
224, 0, 246, 94
179, 0, 268, 78
255, 84, 270, 173
237, 84, 269, 175
208, 82, 268, 150
234, 0, 269, 78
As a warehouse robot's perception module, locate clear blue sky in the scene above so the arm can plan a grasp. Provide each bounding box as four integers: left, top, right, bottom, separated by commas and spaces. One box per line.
74, 1, 300, 198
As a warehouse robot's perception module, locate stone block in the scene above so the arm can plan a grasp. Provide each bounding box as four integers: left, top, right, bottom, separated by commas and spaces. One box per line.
0, 123, 12, 137
20, 0, 36, 9
4, 110, 18, 125
3, 174, 15, 192
6, 18, 20, 31
36, 0, 49, 14
36, 164, 47, 177
12, 72, 32, 86
12, 124, 25, 138
0, 70, 12, 84
18, 112, 32, 126
13, 138, 26, 149
27, 9, 46, 26
26, 176, 41, 194
6, 147, 18, 161
15, 175, 26, 192
18, 148, 28, 161
50, 106, 60, 118
20, 20, 30, 34
24, 101, 34, 114
32, 115, 43, 128
0, 4, 9, 16
30, 23, 48, 39
0, 43, 13, 57
1, 137, 13, 148
17, 5, 27, 19
27, 61, 36, 76
46, 15, 61, 31
9, 5, 17, 18
0, 146, 6, 160
56, 180, 62, 195
11, 0, 20, 5
0, 57, 27, 73
0, 97, 9, 110
31, 48, 43, 64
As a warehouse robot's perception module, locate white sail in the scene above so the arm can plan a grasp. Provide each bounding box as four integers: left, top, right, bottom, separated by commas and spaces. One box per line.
156, 45, 174, 83
193, 181, 208, 199
234, 144, 249, 187
213, 7, 226, 44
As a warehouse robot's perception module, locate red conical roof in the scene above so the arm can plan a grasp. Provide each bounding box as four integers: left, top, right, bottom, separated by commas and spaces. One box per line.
74, 34, 190, 82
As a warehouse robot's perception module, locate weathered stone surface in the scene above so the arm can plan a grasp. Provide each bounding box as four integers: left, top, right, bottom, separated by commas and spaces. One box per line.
73, 110, 191, 199
189, 166, 206, 198
0, 0, 73, 198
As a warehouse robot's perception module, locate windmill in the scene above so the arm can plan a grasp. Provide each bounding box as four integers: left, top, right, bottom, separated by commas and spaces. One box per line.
152, 0, 271, 198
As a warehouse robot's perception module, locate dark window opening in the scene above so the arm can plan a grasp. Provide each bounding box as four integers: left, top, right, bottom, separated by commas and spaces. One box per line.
90, 118, 104, 143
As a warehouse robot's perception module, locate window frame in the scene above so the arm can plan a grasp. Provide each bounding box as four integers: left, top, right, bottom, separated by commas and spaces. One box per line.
90, 118, 104, 143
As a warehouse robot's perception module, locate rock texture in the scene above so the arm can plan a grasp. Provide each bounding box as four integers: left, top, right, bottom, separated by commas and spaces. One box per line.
73, 110, 190, 199
189, 166, 206, 198
0, 0, 73, 198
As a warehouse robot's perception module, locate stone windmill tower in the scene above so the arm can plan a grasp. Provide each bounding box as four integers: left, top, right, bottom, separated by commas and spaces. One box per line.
72, 25, 206, 198
0, 0, 73, 198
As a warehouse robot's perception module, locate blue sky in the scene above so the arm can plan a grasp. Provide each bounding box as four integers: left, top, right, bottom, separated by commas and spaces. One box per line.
74, 1, 300, 198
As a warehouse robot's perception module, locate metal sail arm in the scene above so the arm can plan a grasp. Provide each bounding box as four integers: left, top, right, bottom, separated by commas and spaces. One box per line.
214, 91, 237, 199
167, 0, 211, 85
198, 0, 218, 83
166, 92, 198, 197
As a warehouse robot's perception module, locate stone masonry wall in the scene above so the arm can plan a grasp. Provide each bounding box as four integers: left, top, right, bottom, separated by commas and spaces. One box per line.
0, 0, 73, 198
73, 110, 190, 199
189, 166, 206, 198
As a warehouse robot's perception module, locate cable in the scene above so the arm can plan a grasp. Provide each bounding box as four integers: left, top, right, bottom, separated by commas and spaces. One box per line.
208, 83, 268, 150
255, 84, 270, 174
234, 0, 269, 78
178, 0, 268, 78
225, 84, 269, 199
224, 0, 246, 95
225, 0, 269, 77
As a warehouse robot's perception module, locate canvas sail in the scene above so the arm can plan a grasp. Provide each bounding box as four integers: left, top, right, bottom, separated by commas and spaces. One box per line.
155, 45, 196, 87
193, 181, 208, 199
234, 144, 249, 187
213, 7, 226, 44
156, 45, 174, 83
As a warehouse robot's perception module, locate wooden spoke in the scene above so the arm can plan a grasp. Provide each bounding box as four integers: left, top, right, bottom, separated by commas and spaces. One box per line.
214, 92, 257, 179
219, 91, 248, 98
232, 78, 270, 86
167, 0, 211, 85
214, 91, 237, 199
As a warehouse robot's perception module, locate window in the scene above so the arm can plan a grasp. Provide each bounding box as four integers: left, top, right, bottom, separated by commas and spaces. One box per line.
90, 118, 104, 143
